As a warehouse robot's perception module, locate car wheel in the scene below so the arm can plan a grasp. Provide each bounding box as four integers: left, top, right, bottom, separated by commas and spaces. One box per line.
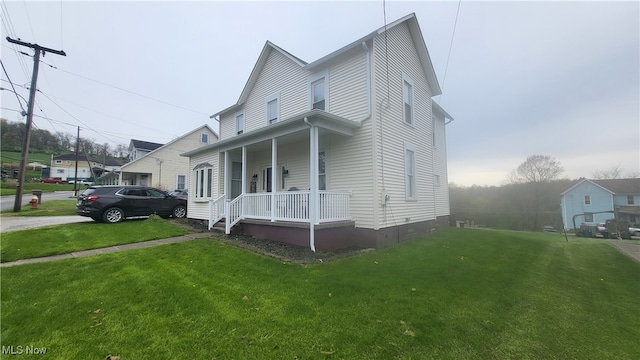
103, 207, 125, 223
172, 205, 187, 218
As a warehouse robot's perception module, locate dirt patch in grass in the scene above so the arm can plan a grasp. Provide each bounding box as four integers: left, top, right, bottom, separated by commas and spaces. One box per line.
171, 218, 374, 264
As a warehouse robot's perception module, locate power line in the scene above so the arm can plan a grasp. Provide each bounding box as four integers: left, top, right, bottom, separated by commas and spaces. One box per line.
437, 0, 462, 102
0, 60, 27, 115
51, 66, 211, 117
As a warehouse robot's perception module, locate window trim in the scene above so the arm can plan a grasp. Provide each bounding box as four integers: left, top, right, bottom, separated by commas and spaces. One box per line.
404, 143, 417, 201
201, 133, 210, 144
266, 93, 280, 125
235, 110, 245, 135
402, 73, 414, 126
193, 163, 213, 201
627, 195, 635, 205
176, 174, 186, 190
309, 70, 329, 111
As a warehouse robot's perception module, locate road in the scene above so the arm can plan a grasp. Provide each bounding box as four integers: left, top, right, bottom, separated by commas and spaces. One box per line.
0, 191, 76, 212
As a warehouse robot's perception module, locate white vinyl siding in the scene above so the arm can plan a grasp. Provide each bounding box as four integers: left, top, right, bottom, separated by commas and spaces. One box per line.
329, 49, 369, 120
187, 150, 221, 219
432, 110, 450, 216
372, 21, 438, 227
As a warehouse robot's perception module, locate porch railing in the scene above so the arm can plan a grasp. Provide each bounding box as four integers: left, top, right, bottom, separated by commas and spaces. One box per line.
218, 191, 351, 234
208, 195, 226, 229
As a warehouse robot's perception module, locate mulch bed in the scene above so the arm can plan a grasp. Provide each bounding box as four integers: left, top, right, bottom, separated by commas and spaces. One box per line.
171, 219, 374, 264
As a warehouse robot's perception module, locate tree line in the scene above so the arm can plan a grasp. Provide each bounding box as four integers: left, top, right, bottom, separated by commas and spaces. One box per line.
1, 118, 128, 158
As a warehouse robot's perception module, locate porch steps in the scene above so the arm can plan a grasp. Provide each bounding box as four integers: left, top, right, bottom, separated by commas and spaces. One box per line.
210, 219, 227, 233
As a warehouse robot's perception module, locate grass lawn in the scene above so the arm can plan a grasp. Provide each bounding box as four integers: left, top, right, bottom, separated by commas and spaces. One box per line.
0, 217, 190, 262
1, 199, 77, 216
1, 228, 639, 359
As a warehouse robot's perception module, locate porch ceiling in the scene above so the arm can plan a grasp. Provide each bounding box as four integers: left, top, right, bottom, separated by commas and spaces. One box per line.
182, 109, 361, 156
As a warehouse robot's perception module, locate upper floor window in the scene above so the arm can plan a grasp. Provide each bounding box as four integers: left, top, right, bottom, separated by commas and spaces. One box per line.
628, 196, 635, 205
309, 70, 328, 111
55, 160, 62, 164
201, 133, 209, 144
402, 74, 414, 126
266, 93, 279, 124
235, 111, 245, 135
432, 117, 436, 148
584, 195, 591, 205
405, 143, 417, 200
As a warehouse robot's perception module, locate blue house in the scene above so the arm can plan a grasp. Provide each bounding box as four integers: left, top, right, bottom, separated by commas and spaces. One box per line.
560, 178, 640, 229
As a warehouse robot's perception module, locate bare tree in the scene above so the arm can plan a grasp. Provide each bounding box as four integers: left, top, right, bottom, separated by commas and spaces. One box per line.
509, 155, 564, 231
593, 165, 626, 179
510, 155, 564, 184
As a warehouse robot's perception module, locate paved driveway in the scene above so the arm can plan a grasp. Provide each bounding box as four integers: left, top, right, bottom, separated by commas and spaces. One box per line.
0, 215, 93, 232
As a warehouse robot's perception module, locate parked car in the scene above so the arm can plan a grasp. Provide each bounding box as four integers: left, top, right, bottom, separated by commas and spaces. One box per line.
41, 177, 67, 184
168, 189, 188, 200
76, 185, 187, 223
629, 225, 640, 237
68, 178, 94, 186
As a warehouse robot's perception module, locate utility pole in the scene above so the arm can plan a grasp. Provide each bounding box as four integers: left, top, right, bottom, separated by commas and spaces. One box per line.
73, 126, 80, 197
7, 37, 66, 212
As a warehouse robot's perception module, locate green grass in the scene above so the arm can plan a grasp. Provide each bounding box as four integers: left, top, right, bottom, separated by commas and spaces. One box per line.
0, 217, 189, 262
1, 228, 638, 359
1, 199, 77, 216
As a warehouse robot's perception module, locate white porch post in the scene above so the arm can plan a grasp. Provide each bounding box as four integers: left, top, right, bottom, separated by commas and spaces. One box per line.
271, 138, 277, 222
309, 125, 318, 252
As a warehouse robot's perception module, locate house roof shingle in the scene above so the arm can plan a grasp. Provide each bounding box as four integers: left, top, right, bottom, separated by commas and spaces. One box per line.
130, 139, 164, 151
591, 178, 640, 195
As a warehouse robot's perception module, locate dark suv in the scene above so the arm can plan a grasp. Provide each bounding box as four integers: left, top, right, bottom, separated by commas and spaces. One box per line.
76, 185, 187, 223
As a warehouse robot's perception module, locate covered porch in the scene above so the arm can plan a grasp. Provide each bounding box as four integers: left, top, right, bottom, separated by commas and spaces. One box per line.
208, 110, 361, 251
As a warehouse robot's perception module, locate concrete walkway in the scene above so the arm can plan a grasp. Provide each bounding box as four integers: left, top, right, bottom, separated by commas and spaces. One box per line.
609, 240, 640, 263
0, 215, 93, 232
0, 232, 214, 268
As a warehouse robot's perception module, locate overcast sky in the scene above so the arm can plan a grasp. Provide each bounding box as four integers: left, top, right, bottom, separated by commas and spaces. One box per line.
1, 1, 638, 186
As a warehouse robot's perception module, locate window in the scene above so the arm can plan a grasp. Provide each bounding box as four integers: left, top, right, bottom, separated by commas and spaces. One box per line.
201, 133, 209, 144
434, 174, 440, 187
628, 196, 635, 205
176, 175, 186, 190
231, 161, 242, 198
262, 167, 273, 192
405, 143, 417, 200
266, 93, 279, 124
312, 78, 325, 110
309, 70, 328, 111
584, 213, 594, 222
432, 117, 436, 148
55, 160, 62, 164
402, 74, 414, 125
584, 195, 591, 205
235, 111, 245, 135
193, 163, 213, 200
319, 150, 326, 190
630, 215, 637, 223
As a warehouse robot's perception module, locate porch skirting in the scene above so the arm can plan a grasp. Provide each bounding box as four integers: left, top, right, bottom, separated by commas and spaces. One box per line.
190, 215, 451, 251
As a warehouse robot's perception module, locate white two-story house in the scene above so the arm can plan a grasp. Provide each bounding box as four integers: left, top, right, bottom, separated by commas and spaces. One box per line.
183, 13, 454, 251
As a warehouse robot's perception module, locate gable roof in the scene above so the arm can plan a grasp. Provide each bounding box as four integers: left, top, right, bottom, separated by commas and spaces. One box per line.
562, 178, 640, 196
210, 13, 441, 119
122, 124, 218, 169
592, 178, 640, 195
53, 153, 125, 166
130, 139, 164, 152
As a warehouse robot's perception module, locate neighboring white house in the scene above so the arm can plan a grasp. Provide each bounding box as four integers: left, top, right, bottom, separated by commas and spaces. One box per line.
119, 125, 217, 191
183, 13, 453, 251
561, 178, 640, 229
49, 153, 124, 181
